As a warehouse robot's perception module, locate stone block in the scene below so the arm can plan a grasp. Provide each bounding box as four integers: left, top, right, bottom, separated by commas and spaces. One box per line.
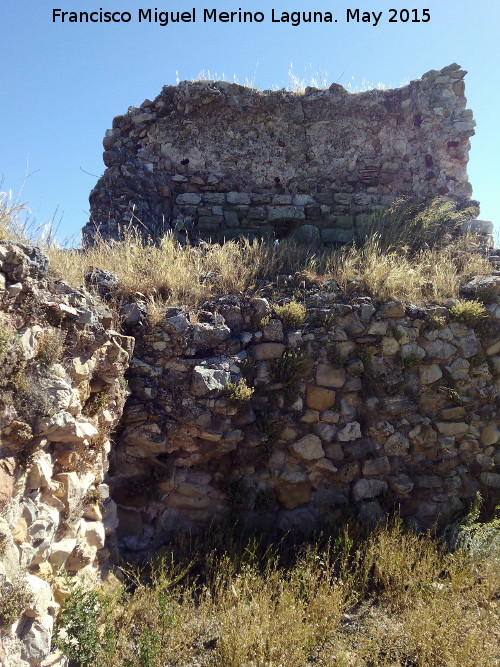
316, 364, 346, 388
290, 434, 325, 460
305, 384, 336, 411
268, 206, 305, 221
253, 343, 286, 360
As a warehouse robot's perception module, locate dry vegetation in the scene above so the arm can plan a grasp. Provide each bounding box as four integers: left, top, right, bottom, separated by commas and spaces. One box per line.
54, 515, 499, 667
1, 191, 492, 315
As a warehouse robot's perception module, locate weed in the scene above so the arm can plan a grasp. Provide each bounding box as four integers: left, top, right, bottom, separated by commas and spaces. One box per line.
275, 301, 306, 327
392, 326, 403, 342
20, 293, 44, 326
51, 516, 500, 667
219, 477, 250, 510
470, 349, 487, 368
424, 313, 447, 331
255, 409, 284, 456
356, 345, 374, 371
239, 357, 257, 383
449, 299, 487, 327
0, 579, 31, 628
84, 487, 103, 506
326, 345, 347, 368
437, 385, 465, 405
17, 437, 37, 470
83, 391, 110, 417
474, 283, 499, 305
254, 487, 278, 512
225, 378, 254, 404
257, 315, 270, 329
0, 324, 10, 358
358, 197, 476, 253
0, 530, 7, 558
396, 350, 423, 371
36, 328, 66, 366
270, 349, 305, 404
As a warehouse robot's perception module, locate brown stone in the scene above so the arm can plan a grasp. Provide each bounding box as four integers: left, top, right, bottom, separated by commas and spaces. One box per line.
305, 384, 335, 411
275, 479, 312, 510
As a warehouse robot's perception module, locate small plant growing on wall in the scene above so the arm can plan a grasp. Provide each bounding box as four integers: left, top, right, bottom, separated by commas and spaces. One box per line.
327, 345, 347, 368
0, 322, 10, 358
225, 378, 254, 404
36, 327, 66, 366
449, 300, 487, 327
270, 349, 305, 404
396, 350, 423, 371
0, 579, 31, 628
423, 313, 447, 332
83, 390, 110, 417
275, 301, 306, 328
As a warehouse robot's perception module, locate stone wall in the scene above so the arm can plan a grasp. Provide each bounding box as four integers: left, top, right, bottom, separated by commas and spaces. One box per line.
85, 63, 477, 246
112, 281, 500, 553
1, 241, 499, 662
0, 243, 133, 666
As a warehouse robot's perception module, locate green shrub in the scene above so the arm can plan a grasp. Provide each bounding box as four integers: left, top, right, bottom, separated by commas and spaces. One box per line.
54, 586, 113, 666
275, 301, 306, 327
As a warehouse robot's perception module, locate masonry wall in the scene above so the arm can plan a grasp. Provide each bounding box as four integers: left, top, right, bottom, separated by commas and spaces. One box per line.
112, 285, 500, 553
85, 63, 476, 246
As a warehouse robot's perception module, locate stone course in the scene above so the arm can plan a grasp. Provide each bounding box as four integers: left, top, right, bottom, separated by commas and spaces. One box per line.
85, 64, 477, 246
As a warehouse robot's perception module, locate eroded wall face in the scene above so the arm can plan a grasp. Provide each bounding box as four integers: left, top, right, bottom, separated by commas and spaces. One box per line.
0, 243, 134, 665
86, 64, 476, 245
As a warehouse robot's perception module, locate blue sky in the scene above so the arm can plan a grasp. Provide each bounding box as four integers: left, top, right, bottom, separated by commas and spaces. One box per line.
1, 1, 499, 243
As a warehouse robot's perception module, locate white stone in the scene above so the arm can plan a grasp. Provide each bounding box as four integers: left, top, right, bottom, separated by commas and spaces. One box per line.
419, 364, 442, 385
27, 452, 53, 490
37, 412, 98, 443
191, 366, 230, 397
49, 539, 78, 565
24, 575, 52, 618
20, 614, 54, 662
290, 434, 324, 460
337, 422, 361, 442
84, 521, 106, 550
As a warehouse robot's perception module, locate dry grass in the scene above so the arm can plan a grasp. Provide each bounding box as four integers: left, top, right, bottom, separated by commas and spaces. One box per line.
54, 517, 499, 667
1, 192, 493, 312
44, 233, 492, 313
